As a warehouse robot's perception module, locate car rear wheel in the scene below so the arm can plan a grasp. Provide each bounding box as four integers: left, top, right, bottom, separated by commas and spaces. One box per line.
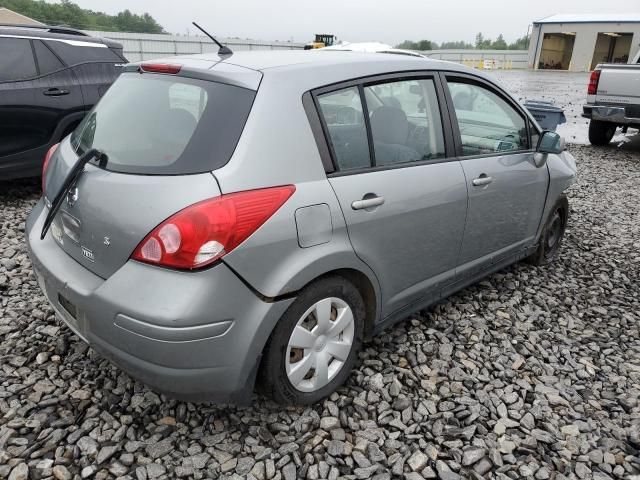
260, 276, 364, 405
588, 120, 616, 146
527, 195, 569, 266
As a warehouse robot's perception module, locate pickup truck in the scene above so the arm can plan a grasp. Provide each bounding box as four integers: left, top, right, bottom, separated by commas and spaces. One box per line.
583, 50, 640, 145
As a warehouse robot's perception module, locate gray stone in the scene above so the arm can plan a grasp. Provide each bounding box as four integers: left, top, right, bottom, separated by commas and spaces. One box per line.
588, 450, 604, 464
520, 412, 536, 430
473, 458, 493, 476
145, 463, 166, 479
145, 438, 173, 459
462, 447, 486, 466
575, 462, 591, 479
319, 417, 340, 431
8, 464, 28, 480
326, 440, 345, 456
97, 444, 119, 464
435, 460, 460, 480
81, 466, 97, 478
77, 436, 99, 456
282, 462, 296, 480
236, 457, 256, 475
52, 466, 72, 480
407, 450, 429, 471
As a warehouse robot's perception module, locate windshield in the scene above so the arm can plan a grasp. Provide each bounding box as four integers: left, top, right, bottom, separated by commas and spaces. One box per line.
71, 73, 256, 175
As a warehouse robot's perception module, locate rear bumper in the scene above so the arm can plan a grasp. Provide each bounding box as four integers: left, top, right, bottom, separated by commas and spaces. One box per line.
582, 105, 640, 125
25, 199, 294, 404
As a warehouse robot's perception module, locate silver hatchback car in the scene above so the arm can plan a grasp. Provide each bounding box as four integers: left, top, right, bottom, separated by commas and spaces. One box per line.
26, 50, 576, 405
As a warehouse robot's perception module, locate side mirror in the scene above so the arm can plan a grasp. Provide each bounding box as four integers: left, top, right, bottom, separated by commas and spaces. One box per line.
537, 130, 565, 154
534, 131, 565, 168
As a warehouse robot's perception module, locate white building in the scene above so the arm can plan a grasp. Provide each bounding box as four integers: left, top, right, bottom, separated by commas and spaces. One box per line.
528, 13, 640, 72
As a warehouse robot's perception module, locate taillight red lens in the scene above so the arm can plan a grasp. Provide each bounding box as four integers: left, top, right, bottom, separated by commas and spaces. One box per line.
140, 63, 181, 74
42, 142, 60, 192
131, 185, 296, 270
588, 69, 601, 95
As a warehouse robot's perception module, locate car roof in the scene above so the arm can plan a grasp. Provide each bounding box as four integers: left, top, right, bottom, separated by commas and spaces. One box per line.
179, 49, 453, 72
0, 24, 122, 49
136, 49, 478, 90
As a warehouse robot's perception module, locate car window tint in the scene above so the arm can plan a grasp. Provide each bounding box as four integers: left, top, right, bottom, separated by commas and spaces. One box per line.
45, 40, 122, 65
0, 38, 37, 81
448, 81, 528, 156
317, 87, 371, 171
33, 40, 64, 75
364, 79, 445, 166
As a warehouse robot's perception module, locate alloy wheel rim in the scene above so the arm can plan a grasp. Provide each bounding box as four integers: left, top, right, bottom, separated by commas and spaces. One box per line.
286, 297, 355, 392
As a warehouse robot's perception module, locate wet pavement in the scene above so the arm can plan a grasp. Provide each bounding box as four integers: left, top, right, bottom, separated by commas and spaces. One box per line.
488, 70, 640, 149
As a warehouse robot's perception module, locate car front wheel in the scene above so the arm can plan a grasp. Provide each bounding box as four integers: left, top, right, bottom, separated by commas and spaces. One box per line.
527, 195, 569, 266
260, 276, 365, 405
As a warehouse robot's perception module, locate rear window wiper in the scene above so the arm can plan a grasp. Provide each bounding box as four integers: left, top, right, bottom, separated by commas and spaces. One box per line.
40, 148, 107, 240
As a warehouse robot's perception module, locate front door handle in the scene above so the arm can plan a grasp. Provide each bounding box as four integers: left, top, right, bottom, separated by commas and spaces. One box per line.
472, 175, 493, 187
43, 88, 69, 97
352, 195, 385, 211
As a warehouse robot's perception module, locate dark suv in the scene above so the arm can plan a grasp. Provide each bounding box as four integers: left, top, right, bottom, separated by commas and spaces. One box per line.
0, 24, 126, 180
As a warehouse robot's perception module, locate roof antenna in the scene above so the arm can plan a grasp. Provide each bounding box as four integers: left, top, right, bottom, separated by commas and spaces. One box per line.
192, 22, 233, 55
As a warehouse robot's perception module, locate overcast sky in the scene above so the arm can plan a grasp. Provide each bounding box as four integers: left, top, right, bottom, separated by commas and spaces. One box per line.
70, 0, 640, 45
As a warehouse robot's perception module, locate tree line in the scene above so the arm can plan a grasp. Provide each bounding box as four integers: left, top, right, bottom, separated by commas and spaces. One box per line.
0, 0, 165, 33
396, 33, 529, 51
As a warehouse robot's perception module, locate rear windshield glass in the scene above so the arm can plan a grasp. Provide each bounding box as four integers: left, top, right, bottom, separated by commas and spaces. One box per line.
70, 72, 256, 175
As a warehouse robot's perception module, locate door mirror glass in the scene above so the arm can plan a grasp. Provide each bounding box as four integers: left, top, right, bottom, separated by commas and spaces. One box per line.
537, 130, 565, 154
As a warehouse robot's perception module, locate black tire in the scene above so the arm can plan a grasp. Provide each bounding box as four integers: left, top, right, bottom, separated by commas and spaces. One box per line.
259, 276, 365, 405
527, 195, 569, 266
588, 120, 616, 146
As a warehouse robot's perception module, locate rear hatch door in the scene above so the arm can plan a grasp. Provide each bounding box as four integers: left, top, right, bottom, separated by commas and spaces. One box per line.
43, 67, 258, 279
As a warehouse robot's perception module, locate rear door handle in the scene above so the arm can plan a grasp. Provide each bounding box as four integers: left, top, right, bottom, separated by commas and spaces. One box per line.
472, 175, 493, 187
352, 195, 385, 211
43, 88, 69, 97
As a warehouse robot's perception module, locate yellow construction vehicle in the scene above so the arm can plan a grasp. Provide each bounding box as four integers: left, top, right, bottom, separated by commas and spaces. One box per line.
304, 34, 336, 50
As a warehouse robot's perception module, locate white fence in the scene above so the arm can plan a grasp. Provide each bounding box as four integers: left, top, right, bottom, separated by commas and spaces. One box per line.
85, 31, 305, 62
83, 34, 529, 70
421, 49, 529, 70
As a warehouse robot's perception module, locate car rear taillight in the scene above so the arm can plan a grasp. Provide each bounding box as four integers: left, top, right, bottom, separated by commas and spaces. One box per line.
588, 69, 601, 95
131, 185, 296, 270
42, 143, 60, 193
139, 63, 181, 74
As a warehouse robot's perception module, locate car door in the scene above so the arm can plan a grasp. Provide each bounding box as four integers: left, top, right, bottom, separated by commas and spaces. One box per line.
0, 37, 83, 178
315, 74, 468, 318
442, 74, 549, 275
44, 39, 124, 110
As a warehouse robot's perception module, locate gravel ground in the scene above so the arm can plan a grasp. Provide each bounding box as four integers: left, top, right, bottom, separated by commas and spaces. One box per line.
1, 144, 639, 480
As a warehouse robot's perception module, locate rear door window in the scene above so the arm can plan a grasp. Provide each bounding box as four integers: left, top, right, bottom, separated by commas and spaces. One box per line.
0, 38, 37, 81
71, 73, 255, 175
364, 78, 445, 166
33, 40, 64, 75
